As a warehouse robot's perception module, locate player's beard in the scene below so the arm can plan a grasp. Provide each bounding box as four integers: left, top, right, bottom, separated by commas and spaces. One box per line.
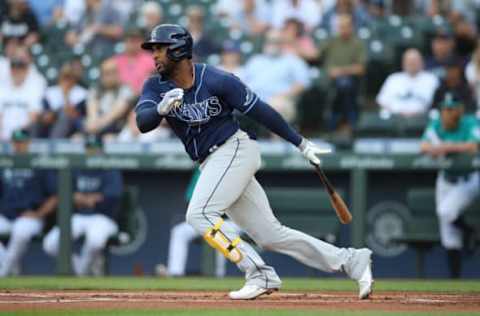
156, 59, 178, 78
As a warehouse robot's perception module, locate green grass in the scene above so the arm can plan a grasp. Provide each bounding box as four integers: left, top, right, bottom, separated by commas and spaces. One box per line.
0, 277, 480, 293
0, 310, 478, 316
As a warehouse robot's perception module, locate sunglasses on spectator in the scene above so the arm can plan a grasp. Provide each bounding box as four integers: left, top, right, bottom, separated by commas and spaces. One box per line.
11, 59, 28, 68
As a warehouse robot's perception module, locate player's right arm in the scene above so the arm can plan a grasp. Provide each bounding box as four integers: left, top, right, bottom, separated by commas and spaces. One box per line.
213, 69, 330, 165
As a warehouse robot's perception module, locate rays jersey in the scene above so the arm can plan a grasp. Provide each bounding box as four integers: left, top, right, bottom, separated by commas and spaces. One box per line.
136, 64, 260, 161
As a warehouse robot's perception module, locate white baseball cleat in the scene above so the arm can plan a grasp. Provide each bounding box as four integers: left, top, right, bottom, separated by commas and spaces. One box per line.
344, 248, 374, 299
228, 285, 278, 300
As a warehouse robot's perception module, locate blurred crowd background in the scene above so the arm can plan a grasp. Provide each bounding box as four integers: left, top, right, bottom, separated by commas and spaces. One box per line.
2, 0, 480, 146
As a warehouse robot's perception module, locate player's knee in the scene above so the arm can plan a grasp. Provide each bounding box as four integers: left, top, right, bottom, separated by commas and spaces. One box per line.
185, 209, 201, 229
42, 235, 58, 256
85, 234, 110, 252
10, 227, 35, 244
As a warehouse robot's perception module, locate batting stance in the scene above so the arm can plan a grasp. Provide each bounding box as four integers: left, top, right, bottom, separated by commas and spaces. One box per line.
136, 24, 373, 300
420, 92, 480, 278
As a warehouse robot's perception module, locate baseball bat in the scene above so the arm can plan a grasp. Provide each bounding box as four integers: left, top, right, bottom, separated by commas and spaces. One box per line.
312, 164, 352, 224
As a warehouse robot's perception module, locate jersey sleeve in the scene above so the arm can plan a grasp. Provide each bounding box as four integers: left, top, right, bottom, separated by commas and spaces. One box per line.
135, 77, 164, 133
467, 119, 480, 142
216, 72, 259, 114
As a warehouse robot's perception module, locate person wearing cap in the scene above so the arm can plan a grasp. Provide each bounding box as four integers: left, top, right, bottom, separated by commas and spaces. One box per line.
0, 129, 58, 276
35, 62, 88, 138
420, 92, 480, 278
43, 135, 123, 275
112, 27, 155, 95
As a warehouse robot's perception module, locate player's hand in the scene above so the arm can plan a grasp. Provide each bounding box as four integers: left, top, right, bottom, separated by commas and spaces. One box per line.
21, 210, 40, 218
298, 138, 331, 166
157, 88, 184, 115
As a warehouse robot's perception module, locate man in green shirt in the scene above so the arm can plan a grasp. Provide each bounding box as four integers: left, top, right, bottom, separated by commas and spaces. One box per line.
320, 14, 366, 135
420, 92, 480, 278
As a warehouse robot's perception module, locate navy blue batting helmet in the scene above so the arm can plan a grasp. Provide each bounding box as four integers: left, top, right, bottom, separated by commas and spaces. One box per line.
141, 24, 193, 62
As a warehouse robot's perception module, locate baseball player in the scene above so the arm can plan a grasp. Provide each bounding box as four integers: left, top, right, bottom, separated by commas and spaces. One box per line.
43, 136, 122, 275
0, 129, 57, 276
136, 24, 373, 300
420, 92, 480, 278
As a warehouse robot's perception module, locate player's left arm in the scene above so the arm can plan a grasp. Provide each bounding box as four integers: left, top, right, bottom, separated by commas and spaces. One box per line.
217, 73, 330, 164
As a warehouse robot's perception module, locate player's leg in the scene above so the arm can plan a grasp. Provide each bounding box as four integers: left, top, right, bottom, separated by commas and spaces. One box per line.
167, 221, 199, 276
227, 177, 372, 299
185, 131, 281, 296
436, 173, 479, 278
0, 216, 43, 276
0, 215, 12, 266
43, 214, 88, 274
77, 214, 118, 276
214, 220, 242, 278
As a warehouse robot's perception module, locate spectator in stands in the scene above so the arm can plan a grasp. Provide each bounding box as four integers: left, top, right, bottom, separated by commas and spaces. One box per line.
217, 41, 244, 76
242, 29, 310, 123
136, 1, 163, 33
420, 92, 480, 278
36, 63, 88, 138
43, 135, 122, 276
425, 29, 459, 81
107, 0, 143, 26
376, 48, 439, 117
465, 42, 480, 111
0, 129, 57, 276
84, 58, 133, 139
117, 111, 170, 143
321, 0, 369, 35
64, 0, 123, 60
59, 0, 85, 26
215, 0, 271, 36
282, 18, 318, 63
186, 5, 220, 63
319, 14, 366, 134
271, 0, 321, 32
156, 169, 242, 278
113, 28, 155, 95
0, 46, 47, 140
0, 0, 39, 48
27, 0, 62, 26
432, 60, 474, 112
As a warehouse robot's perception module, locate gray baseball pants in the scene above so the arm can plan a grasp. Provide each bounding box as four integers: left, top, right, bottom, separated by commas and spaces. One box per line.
186, 130, 355, 288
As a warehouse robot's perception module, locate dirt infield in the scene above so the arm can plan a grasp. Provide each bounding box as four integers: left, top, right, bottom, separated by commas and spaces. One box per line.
0, 290, 479, 312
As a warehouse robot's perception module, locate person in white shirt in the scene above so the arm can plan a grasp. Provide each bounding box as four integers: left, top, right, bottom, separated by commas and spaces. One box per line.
0, 46, 46, 140
242, 30, 311, 123
376, 48, 439, 117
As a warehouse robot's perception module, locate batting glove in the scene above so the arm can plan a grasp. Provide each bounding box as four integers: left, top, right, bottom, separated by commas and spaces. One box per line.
157, 88, 184, 115
298, 138, 331, 166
